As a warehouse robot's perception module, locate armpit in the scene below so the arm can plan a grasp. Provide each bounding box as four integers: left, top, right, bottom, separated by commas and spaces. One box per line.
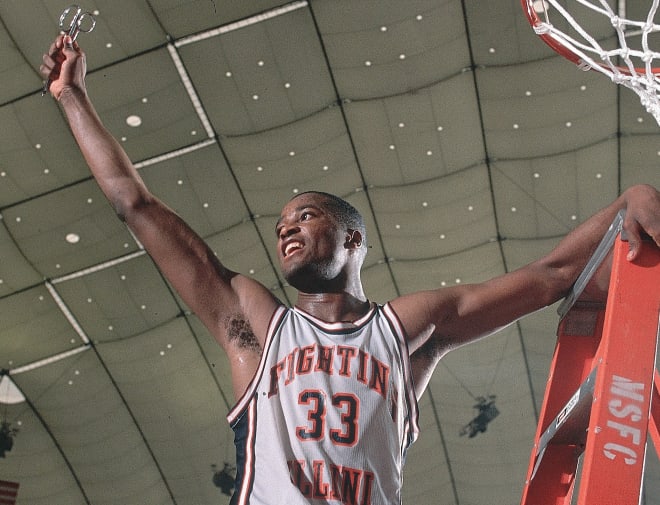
224, 314, 261, 353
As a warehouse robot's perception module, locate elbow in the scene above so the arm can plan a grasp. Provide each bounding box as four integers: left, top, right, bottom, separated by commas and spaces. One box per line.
110, 187, 154, 223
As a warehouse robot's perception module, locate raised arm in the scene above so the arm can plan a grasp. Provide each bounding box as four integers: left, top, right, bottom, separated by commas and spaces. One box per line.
41, 35, 279, 396
393, 184, 660, 394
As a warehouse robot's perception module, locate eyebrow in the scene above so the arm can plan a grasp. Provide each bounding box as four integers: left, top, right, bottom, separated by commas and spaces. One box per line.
275, 204, 324, 231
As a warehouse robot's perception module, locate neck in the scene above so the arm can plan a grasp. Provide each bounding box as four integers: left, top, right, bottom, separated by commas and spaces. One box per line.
295, 290, 370, 323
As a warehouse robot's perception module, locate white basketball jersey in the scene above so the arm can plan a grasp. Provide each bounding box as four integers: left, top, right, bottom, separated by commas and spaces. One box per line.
227, 302, 419, 505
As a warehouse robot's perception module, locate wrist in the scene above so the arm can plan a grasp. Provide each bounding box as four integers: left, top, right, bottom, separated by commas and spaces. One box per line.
57, 85, 88, 106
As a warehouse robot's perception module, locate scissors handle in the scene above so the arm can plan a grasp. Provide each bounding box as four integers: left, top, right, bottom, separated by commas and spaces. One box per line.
42, 5, 97, 96
60, 5, 96, 41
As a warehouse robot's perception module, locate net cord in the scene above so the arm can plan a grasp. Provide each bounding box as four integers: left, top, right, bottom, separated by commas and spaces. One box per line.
530, 0, 660, 123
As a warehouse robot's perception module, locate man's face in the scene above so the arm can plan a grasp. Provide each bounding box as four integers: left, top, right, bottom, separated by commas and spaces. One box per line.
275, 193, 348, 290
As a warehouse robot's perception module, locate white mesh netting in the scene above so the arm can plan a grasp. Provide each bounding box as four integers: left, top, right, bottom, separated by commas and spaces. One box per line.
531, 0, 660, 124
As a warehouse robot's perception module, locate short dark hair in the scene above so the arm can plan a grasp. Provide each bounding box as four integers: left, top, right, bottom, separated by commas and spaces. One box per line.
293, 191, 367, 249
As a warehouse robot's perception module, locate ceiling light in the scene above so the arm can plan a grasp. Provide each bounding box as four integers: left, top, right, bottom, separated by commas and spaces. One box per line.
65, 233, 80, 244
126, 115, 142, 127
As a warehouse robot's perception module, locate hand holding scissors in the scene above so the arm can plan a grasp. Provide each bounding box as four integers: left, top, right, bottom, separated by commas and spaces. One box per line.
42, 5, 96, 96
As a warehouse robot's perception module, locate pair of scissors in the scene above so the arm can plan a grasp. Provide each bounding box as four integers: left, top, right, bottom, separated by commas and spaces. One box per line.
42, 5, 97, 96
58, 4, 96, 42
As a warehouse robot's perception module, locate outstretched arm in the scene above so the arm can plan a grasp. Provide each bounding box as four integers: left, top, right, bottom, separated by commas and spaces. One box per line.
395, 184, 660, 369
41, 35, 279, 395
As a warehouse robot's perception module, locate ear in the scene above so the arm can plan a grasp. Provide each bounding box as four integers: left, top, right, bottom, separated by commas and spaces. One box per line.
345, 229, 363, 250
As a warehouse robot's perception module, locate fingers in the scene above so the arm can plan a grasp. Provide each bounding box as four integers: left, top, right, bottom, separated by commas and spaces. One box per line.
621, 184, 660, 261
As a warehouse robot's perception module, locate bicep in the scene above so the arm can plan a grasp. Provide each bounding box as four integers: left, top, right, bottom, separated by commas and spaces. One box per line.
123, 197, 278, 347
394, 263, 563, 353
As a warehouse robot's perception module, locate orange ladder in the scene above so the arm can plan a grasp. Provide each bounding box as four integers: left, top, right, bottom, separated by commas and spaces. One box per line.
520, 211, 660, 505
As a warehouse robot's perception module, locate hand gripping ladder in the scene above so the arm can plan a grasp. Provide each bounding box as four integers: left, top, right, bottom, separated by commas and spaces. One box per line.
520, 211, 660, 505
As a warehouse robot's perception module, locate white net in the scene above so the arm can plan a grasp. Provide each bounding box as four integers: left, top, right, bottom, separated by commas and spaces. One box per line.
530, 0, 660, 124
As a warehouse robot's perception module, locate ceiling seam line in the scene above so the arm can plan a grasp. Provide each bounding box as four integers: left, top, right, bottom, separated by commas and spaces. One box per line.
163, 40, 293, 305
515, 320, 540, 420
86, 341, 180, 504
459, 0, 538, 430
427, 387, 461, 505
149, 279, 234, 411
9, 380, 93, 504
18, 278, 180, 503
306, 1, 402, 296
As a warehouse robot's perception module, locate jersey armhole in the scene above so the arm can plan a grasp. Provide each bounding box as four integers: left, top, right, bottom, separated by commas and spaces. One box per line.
382, 302, 421, 445
227, 304, 288, 425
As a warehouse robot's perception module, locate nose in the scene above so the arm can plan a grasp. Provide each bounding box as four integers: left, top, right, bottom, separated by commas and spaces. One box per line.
278, 221, 300, 240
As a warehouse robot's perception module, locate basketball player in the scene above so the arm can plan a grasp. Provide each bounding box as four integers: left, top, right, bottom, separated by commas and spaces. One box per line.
41, 35, 660, 504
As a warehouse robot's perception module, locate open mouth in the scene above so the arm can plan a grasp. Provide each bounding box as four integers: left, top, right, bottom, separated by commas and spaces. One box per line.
283, 241, 303, 257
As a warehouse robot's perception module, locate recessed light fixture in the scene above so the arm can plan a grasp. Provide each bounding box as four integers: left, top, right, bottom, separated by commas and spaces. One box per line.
65, 233, 80, 244
126, 115, 142, 127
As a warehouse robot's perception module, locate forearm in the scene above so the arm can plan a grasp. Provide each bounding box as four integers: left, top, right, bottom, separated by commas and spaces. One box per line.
538, 197, 623, 288
58, 86, 149, 219
533, 184, 659, 300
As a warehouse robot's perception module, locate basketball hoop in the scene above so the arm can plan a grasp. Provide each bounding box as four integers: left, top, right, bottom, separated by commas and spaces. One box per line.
522, 0, 660, 124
